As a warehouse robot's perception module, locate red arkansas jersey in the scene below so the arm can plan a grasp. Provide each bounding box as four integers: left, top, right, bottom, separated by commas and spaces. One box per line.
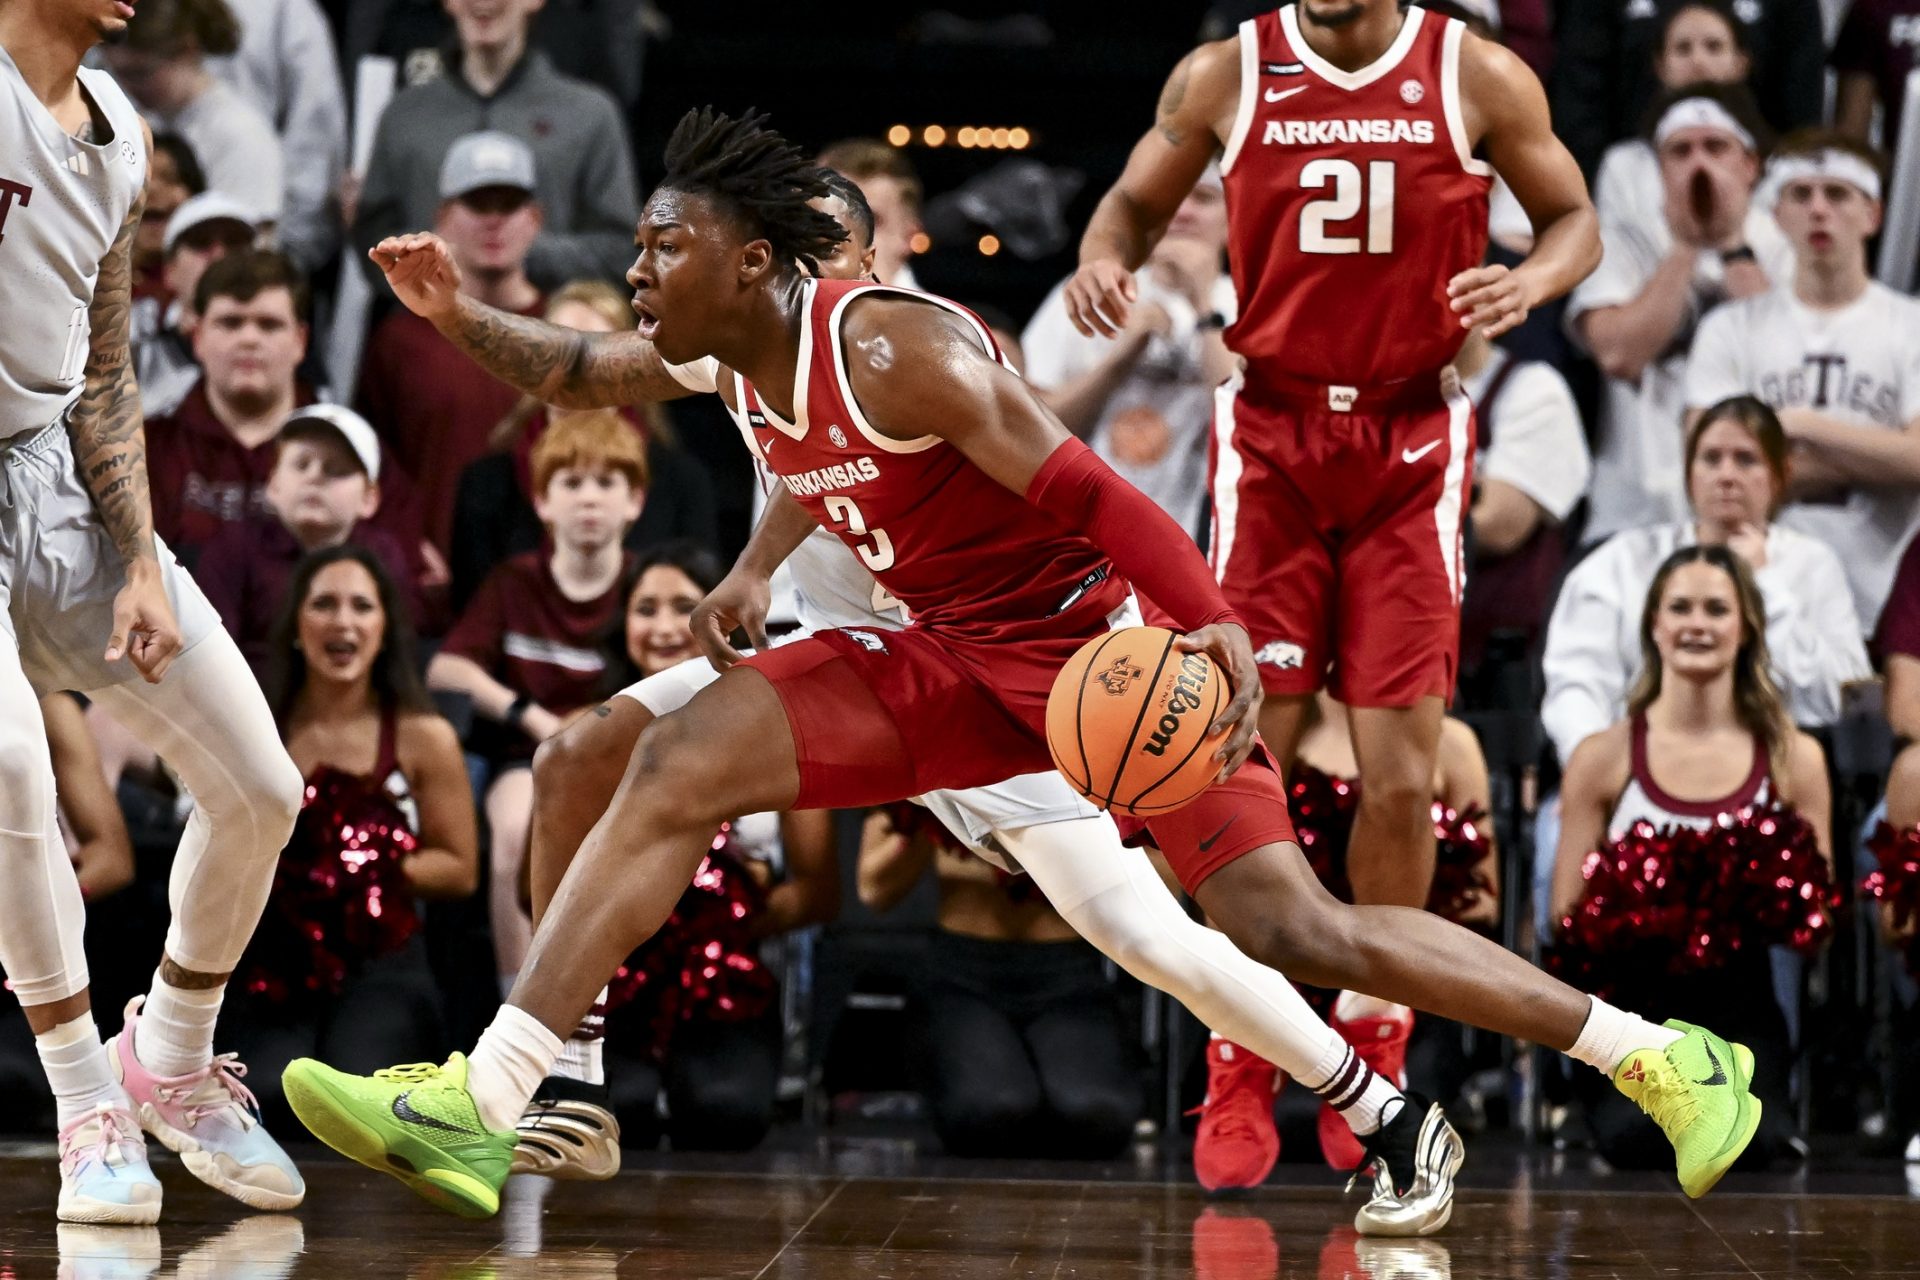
734, 278, 1126, 638
1220, 5, 1492, 389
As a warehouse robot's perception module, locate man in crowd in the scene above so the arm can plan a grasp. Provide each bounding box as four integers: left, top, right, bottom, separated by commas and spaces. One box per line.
352, 0, 638, 290
132, 191, 258, 419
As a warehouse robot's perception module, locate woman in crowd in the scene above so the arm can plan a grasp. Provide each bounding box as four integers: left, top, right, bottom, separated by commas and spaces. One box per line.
225, 547, 478, 1130
448, 281, 718, 612
585, 543, 839, 1151
1553, 544, 1830, 1168
857, 808, 1140, 1160
1543, 396, 1869, 767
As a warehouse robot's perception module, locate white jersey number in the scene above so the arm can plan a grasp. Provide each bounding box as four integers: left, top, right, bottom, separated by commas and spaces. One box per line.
1299, 159, 1396, 255
823, 495, 905, 616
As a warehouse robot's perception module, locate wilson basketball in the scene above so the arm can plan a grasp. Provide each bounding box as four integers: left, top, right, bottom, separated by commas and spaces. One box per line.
1046, 626, 1230, 817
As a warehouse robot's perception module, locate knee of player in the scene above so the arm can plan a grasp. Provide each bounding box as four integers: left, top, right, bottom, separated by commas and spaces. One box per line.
240, 745, 306, 844
1356, 771, 1433, 826
1239, 907, 1349, 982
0, 730, 53, 824
628, 715, 728, 827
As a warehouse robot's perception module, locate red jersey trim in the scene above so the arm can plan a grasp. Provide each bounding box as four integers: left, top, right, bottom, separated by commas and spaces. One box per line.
747, 286, 817, 441
1279, 4, 1425, 91
1440, 19, 1495, 178
1220, 19, 1262, 175
1628, 715, 1771, 818
823, 283, 1005, 455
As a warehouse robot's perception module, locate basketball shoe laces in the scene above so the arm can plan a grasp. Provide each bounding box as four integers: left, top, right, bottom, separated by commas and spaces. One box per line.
154, 1054, 261, 1129
1189, 1051, 1273, 1143
61, 1107, 139, 1177
372, 1062, 446, 1085
1624, 1058, 1702, 1137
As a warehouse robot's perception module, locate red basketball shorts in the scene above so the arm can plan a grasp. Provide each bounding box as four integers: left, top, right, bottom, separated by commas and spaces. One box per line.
1208, 370, 1477, 707
1113, 746, 1299, 894
742, 612, 1117, 811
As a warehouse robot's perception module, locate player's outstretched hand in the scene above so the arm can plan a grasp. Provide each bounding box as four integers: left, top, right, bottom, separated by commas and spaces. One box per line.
693, 568, 773, 673
1064, 259, 1139, 339
106, 559, 183, 683
1174, 622, 1262, 779
1447, 264, 1533, 340
369, 232, 463, 322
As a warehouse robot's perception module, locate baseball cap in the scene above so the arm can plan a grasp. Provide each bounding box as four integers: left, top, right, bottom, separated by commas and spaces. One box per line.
279, 404, 382, 483
163, 191, 257, 255
439, 131, 538, 202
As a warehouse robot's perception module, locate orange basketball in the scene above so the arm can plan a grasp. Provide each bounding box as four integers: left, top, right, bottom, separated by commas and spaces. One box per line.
1046, 626, 1230, 817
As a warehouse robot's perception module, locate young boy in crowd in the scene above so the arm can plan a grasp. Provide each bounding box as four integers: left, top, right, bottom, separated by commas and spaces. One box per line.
428, 411, 648, 994
196, 406, 425, 680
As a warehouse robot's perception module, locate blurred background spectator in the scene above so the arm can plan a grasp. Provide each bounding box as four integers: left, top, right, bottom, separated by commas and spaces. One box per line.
1832, 0, 1920, 143
133, 191, 261, 418
350, 0, 639, 291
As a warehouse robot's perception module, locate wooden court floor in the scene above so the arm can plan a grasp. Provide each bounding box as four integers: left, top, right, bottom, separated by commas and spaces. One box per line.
9, 1140, 1920, 1278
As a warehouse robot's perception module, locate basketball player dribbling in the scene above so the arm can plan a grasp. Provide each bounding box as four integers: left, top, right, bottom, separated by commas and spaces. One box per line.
367, 170, 1459, 1233
0, 0, 309, 1226
1065, 0, 1602, 1178
285, 109, 1762, 1225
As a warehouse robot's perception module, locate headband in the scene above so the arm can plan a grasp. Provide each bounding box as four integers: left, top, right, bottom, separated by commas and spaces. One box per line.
1762, 149, 1883, 205
1652, 97, 1757, 152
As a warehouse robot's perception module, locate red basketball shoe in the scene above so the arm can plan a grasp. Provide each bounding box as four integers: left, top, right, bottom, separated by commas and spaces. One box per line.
1193, 1038, 1281, 1193
1318, 1006, 1414, 1169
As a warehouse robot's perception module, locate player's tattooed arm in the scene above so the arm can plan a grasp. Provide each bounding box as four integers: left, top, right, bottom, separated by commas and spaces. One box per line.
1069, 38, 1235, 335
438, 295, 701, 410
66, 138, 154, 567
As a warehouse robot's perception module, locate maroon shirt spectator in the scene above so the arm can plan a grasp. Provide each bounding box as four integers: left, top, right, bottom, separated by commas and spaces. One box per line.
1832, 0, 1920, 147
356, 130, 550, 555
1877, 530, 1920, 662
437, 549, 632, 762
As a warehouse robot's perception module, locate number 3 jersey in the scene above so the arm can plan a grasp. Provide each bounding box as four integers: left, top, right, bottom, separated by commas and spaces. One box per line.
0, 48, 147, 439
730, 277, 1125, 639
1220, 4, 1490, 389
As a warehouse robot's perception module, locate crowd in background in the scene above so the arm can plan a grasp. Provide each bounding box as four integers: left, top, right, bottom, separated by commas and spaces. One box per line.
1, 0, 1918, 1174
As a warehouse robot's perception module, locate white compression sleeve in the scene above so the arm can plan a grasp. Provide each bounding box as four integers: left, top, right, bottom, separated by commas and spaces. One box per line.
0, 641, 88, 1006
997, 818, 1356, 1087
89, 631, 304, 975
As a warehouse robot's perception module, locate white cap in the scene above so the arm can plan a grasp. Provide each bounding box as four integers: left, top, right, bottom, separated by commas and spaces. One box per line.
279, 404, 381, 482
163, 191, 258, 255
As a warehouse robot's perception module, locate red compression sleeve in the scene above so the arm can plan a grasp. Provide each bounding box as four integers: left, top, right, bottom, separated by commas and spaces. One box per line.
1026, 436, 1241, 632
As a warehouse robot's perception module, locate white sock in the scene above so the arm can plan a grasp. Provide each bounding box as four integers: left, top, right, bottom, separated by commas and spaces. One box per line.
1304, 1039, 1406, 1136
1566, 996, 1685, 1075
36, 1016, 124, 1129
468, 1004, 563, 1132
1333, 990, 1409, 1023
554, 987, 608, 1085
136, 970, 225, 1078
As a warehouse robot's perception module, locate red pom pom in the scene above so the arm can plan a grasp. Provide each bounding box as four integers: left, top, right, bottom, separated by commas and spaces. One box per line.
605, 823, 776, 1059
1863, 821, 1920, 974
1287, 766, 1495, 925
1548, 804, 1837, 1000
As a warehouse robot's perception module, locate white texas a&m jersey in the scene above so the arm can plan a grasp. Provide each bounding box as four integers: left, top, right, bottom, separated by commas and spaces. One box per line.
1687, 282, 1920, 631
0, 48, 147, 439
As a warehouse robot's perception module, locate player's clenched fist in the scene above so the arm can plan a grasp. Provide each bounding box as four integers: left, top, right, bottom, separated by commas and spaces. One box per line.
1064, 258, 1140, 339
370, 232, 464, 322
1447, 263, 1535, 341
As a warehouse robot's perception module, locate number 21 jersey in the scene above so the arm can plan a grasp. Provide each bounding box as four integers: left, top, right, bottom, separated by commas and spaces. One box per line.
1220, 5, 1491, 389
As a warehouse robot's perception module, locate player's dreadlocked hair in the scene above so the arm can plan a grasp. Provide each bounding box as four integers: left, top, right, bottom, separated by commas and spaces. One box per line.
661, 108, 849, 275
815, 167, 876, 248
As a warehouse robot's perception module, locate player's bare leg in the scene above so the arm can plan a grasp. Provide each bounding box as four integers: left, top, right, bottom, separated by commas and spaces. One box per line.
1255, 694, 1314, 771
282, 668, 800, 1218
1347, 699, 1445, 908
513, 697, 655, 1179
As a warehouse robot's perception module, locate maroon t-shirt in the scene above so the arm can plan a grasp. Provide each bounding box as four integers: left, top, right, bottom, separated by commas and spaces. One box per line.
1876, 530, 1920, 660
355, 299, 543, 556
1831, 0, 1920, 139
439, 550, 632, 761
146, 379, 426, 562
195, 517, 423, 684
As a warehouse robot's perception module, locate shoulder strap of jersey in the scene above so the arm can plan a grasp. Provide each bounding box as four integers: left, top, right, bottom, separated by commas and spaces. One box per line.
1437, 15, 1495, 177
816, 281, 1009, 455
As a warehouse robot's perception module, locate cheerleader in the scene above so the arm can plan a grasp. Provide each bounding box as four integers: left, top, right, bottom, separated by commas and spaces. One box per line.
227, 546, 479, 1130
1553, 544, 1830, 1168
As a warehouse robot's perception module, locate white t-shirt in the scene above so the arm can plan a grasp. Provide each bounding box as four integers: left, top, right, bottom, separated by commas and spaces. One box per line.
1021, 271, 1237, 537
1462, 351, 1590, 521
141, 79, 284, 221
1566, 196, 1792, 542
1685, 282, 1920, 630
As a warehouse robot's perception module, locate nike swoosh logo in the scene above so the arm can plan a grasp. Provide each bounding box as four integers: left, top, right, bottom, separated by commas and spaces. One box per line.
1401, 440, 1441, 464
1199, 813, 1240, 853
1265, 86, 1307, 103
1695, 1042, 1729, 1088
393, 1090, 482, 1136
